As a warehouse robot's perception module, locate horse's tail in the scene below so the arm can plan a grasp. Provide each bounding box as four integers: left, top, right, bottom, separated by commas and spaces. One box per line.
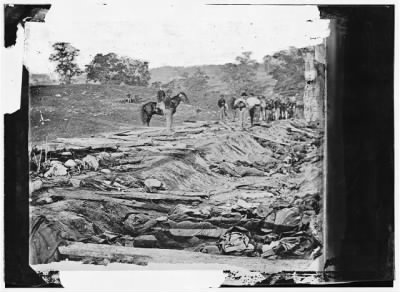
139, 103, 147, 125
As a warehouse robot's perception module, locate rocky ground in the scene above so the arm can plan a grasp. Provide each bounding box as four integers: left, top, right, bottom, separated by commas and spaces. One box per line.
29, 118, 324, 277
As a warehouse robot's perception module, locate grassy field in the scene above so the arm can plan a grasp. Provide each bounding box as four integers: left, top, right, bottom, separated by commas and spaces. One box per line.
29, 63, 278, 145
29, 84, 218, 144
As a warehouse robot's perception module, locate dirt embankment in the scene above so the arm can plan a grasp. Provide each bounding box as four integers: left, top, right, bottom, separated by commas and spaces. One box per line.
29, 119, 324, 270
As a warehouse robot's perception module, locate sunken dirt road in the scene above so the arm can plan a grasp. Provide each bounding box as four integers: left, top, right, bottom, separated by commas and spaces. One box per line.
29, 118, 324, 278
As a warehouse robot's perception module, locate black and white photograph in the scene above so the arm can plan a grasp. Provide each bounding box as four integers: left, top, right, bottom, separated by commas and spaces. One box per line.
2, 1, 396, 289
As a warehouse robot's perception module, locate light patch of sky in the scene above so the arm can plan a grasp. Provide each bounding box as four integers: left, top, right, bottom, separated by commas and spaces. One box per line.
23, 0, 330, 74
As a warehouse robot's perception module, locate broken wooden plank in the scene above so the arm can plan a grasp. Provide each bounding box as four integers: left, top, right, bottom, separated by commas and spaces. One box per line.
50, 189, 171, 212
95, 191, 203, 202
173, 128, 205, 135
157, 190, 209, 198
168, 228, 227, 238
55, 137, 153, 150
248, 133, 291, 146
218, 121, 235, 131
99, 190, 209, 198
58, 242, 316, 273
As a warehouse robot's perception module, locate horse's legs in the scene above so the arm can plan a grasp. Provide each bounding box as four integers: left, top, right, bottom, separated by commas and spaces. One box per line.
170, 113, 174, 130
165, 108, 173, 131
239, 109, 245, 128
146, 114, 152, 126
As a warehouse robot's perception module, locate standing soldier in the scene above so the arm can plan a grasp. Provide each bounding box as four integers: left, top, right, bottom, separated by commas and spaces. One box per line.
259, 95, 267, 121
288, 95, 297, 119
273, 96, 281, 120
265, 97, 274, 122
234, 93, 248, 129
246, 94, 262, 127
126, 93, 134, 103
217, 94, 227, 121
229, 95, 237, 121
280, 97, 288, 119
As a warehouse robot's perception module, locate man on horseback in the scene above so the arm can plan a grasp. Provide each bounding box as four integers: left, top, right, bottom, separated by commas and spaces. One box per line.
140, 91, 188, 130
163, 92, 188, 131
156, 86, 166, 113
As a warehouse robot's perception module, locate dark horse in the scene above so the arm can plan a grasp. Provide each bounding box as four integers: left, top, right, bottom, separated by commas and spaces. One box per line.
140, 101, 163, 126
140, 92, 189, 127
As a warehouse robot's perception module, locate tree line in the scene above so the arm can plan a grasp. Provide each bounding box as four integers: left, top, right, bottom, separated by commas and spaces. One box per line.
49, 42, 307, 100
49, 42, 151, 86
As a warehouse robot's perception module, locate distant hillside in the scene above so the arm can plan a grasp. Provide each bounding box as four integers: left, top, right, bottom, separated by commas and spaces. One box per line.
30, 73, 58, 85
150, 64, 275, 92
150, 64, 276, 109
30, 73, 89, 86
150, 65, 224, 86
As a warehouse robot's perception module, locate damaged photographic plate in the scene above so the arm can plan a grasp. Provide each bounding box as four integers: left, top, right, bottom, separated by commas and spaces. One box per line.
24, 1, 330, 289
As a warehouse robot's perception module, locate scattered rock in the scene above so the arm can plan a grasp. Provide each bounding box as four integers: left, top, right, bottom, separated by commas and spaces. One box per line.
255, 204, 273, 218
44, 164, 68, 177
144, 178, 165, 192
200, 245, 220, 254
70, 178, 81, 187
100, 169, 111, 174
83, 155, 99, 170
156, 216, 168, 222
64, 159, 77, 168
144, 178, 163, 188
29, 180, 43, 194
134, 235, 158, 248
97, 152, 112, 162
110, 153, 125, 159
36, 196, 54, 205
50, 160, 62, 166
74, 159, 84, 166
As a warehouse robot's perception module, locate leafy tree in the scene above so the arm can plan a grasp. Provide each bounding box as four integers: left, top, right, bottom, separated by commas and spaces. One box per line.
85, 53, 151, 86
221, 51, 259, 95
49, 42, 82, 84
263, 47, 309, 96
85, 53, 119, 84
150, 81, 162, 89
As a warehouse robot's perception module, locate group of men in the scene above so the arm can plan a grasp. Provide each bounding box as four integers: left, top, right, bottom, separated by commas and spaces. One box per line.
125, 93, 140, 103
217, 93, 300, 128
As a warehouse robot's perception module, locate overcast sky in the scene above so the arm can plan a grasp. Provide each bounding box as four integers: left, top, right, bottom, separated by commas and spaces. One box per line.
24, 0, 330, 74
